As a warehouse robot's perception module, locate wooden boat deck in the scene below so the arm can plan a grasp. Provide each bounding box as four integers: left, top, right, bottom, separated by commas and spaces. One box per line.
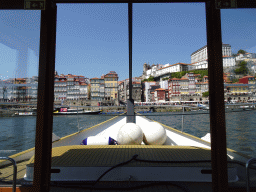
1, 145, 225, 183
27, 145, 215, 168
1, 145, 256, 191
0, 159, 28, 184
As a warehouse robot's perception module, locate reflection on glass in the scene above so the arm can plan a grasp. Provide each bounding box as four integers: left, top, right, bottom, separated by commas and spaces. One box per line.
0, 10, 40, 184
221, 9, 256, 158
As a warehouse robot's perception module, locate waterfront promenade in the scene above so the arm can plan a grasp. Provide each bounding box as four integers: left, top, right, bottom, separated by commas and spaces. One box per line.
1, 101, 256, 117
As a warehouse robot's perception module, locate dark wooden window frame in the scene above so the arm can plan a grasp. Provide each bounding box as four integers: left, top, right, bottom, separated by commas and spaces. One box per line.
1, 0, 256, 191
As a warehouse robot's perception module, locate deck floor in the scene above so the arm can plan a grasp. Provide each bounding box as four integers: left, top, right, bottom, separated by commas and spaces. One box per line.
0, 159, 28, 184
1, 145, 214, 184
1, 145, 256, 191
27, 145, 214, 167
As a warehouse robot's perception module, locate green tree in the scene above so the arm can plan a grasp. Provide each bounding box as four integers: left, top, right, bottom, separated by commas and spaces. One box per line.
171, 72, 182, 79
237, 49, 246, 54
148, 76, 155, 81
202, 91, 209, 97
142, 76, 155, 82
235, 61, 248, 75
232, 78, 239, 83
191, 70, 208, 78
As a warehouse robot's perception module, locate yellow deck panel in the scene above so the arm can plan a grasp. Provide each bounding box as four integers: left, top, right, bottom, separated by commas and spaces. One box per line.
1, 145, 235, 184
26, 145, 217, 168
0, 160, 29, 183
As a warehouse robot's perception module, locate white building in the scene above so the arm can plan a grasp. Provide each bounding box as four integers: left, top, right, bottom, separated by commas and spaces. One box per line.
159, 80, 168, 89
145, 63, 189, 79
79, 83, 88, 100
144, 81, 158, 102
223, 56, 236, 67
191, 44, 235, 70
236, 53, 256, 62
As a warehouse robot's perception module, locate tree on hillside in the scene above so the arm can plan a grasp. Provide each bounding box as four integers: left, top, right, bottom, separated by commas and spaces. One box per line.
171, 71, 188, 79
142, 76, 155, 82
162, 77, 169, 81
232, 78, 239, 83
234, 61, 248, 75
237, 49, 247, 54
192, 70, 208, 78
202, 91, 209, 97
147, 76, 154, 81
171, 72, 182, 79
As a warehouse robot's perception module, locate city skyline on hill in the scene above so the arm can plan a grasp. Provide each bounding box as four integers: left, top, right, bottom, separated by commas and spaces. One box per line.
1, 3, 256, 81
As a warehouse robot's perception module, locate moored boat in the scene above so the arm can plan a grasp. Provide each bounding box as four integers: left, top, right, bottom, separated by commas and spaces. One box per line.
53, 107, 101, 115
15, 111, 36, 116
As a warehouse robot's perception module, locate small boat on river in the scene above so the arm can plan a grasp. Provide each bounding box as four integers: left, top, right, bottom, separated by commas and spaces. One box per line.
14, 111, 36, 116
53, 107, 101, 115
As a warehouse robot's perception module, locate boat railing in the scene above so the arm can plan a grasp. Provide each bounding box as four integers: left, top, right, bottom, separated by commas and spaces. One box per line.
246, 158, 256, 192
0, 157, 17, 192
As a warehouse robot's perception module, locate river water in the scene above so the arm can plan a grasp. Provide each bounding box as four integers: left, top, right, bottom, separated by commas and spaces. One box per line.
0, 110, 256, 158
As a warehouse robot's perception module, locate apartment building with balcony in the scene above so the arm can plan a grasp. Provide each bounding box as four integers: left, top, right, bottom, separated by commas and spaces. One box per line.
147, 84, 160, 102
168, 78, 181, 99
183, 72, 196, 95
90, 78, 104, 101
54, 74, 89, 101
79, 83, 88, 100
144, 81, 159, 102
126, 82, 142, 102
118, 77, 143, 103
104, 71, 118, 101
0, 77, 38, 102
118, 81, 126, 103
154, 88, 167, 102
54, 75, 67, 101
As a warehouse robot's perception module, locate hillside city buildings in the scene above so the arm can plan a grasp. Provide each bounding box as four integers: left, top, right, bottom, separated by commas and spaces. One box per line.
1, 44, 256, 105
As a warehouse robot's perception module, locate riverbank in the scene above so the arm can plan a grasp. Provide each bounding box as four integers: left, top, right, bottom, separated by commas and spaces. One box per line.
1, 103, 255, 117
0, 106, 185, 117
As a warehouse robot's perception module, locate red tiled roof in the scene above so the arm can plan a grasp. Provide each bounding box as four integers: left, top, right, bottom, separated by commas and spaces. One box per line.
55, 80, 67, 83
155, 88, 166, 91
171, 78, 180, 80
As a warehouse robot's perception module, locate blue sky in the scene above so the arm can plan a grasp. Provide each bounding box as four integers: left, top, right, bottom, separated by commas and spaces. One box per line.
0, 3, 256, 81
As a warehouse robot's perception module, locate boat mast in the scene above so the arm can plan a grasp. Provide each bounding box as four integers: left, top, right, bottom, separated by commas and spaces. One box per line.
127, 3, 135, 123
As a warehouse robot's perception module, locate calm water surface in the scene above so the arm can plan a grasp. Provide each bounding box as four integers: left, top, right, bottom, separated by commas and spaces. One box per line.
1, 110, 256, 158
146, 110, 256, 157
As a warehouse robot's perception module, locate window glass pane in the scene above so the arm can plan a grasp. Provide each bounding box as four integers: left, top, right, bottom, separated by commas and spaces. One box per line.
133, 3, 210, 138
221, 8, 256, 158
53, 3, 128, 137
0, 10, 40, 184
